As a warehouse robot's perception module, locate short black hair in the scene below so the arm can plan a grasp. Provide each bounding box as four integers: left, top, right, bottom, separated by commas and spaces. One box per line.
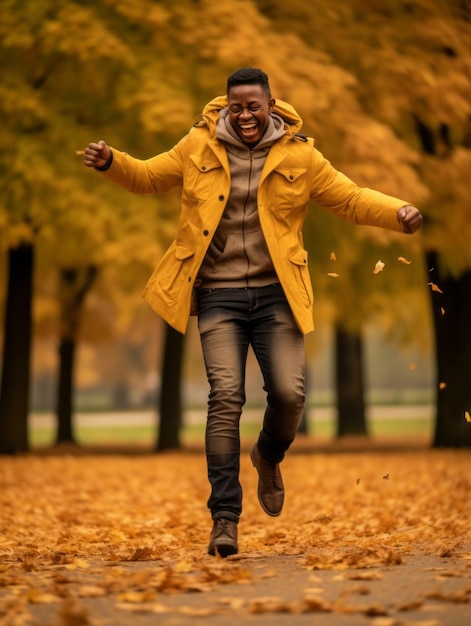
226, 67, 272, 98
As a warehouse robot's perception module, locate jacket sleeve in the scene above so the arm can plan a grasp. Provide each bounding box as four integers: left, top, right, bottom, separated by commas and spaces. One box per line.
309, 147, 409, 233
98, 136, 190, 194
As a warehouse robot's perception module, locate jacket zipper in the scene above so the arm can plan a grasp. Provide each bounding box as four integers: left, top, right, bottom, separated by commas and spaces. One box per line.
242, 150, 254, 287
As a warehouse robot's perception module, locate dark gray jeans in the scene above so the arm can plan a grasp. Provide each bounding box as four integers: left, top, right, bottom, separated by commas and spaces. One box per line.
196, 284, 305, 522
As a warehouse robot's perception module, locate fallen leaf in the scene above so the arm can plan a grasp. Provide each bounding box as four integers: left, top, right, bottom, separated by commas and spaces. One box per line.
426, 587, 471, 603
27, 589, 59, 604
127, 547, 154, 561
117, 590, 155, 603
370, 618, 400, 626
397, 598, 424, 611
373, 260, 385, 274
58, 598, 92, 626
179, 606, 219, 616
76, 585, 106, 598
65, 558, 89, 571
116, 602, 168, 613
398, 256, 411, 264
301, 596, 333, 613
249, 596, 296, 614
428, 282, 444, 293
313, 513, 335, 524
347, 571, 383, 581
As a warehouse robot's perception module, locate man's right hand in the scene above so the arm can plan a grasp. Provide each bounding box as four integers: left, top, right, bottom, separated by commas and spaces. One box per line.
83, 140, 111, 168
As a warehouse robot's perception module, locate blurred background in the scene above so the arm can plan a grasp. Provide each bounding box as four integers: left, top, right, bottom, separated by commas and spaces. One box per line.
1, 0, 470, 453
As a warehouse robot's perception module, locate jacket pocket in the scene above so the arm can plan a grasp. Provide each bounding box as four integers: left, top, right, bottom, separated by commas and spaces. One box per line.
155, 243, 196, 303
274, 168, 309, 210
183, 154, 223, 203
288, 248, 312, 307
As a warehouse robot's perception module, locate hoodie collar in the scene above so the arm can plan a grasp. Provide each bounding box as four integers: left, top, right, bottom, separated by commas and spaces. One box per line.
200, 95, 304, 140
216, 108, 286, 150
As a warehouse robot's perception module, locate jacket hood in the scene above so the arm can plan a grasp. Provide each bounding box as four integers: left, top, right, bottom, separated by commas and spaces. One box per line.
199, 95, 303, 138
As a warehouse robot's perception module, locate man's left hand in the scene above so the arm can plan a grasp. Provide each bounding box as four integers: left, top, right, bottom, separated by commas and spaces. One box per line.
397, 205, 423, 234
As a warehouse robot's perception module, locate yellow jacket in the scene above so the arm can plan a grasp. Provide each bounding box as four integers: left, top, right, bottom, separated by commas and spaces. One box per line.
101, 96, 409, 334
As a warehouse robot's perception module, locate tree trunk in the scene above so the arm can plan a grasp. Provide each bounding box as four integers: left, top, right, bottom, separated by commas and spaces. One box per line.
0, 244, 34, 454
156, 324, 184, 451
428, 252, 471, 447
55, 266, 98, 445
335, 325, 368, 438
56, 337, 76, 443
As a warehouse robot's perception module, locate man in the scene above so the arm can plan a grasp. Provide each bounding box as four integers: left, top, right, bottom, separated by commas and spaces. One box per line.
83, 67, 422, 558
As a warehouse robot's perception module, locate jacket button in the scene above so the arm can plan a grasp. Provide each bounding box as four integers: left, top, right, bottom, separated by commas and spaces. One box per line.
289, 175, 294, 180
202, 166, 207, 171
203, 229, 209, 236
218, 195, 224, 201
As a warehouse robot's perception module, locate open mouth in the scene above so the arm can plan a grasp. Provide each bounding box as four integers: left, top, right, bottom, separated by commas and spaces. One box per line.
239, 122, 258, 137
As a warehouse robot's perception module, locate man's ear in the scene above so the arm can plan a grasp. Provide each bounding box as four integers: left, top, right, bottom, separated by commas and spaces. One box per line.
268, 98, 275, 112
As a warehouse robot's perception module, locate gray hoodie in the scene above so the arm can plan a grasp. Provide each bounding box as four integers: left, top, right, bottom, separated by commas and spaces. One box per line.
196, 110, 286, 289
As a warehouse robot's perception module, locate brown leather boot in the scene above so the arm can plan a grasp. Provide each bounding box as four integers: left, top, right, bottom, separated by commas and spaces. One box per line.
207, 519, 238, 557
250, 443, 284, 517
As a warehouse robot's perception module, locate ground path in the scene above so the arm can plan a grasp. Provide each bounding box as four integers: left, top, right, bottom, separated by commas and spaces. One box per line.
0, 440, 469, 625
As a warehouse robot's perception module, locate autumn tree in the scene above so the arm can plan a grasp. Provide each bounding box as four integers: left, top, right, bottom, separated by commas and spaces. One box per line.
255, 0, 471, 446
0, 0, 171, 450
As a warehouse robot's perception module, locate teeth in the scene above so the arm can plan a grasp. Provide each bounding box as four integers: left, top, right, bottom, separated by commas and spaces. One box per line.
240, 124, 257, 130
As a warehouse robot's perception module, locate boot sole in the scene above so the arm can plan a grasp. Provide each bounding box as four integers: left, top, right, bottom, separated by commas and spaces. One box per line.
208, 541, 238, 557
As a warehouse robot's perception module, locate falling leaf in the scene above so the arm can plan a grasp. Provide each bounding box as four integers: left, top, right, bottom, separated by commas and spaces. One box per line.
356, 478, 361, 485
373, 260, 385, 274
465, 411, 471, 423
330, 252, 337, 261
397, 256, 411, 264
383, 474, 390, 480
409, 363, 417, 370
327, 272, 340, 277
441, 307, 446, 316
428, 282, 444, 293
439, 382, 447, 390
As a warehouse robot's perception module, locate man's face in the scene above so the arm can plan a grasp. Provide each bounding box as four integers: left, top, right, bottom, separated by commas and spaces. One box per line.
227, 84, 275, 146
